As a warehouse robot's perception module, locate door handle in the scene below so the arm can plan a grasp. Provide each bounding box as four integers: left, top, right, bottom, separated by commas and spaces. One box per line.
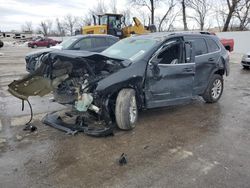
208, 57, 215, 61
183, 68, 193, 72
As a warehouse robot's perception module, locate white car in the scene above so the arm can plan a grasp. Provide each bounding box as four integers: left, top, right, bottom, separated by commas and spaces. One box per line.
241, 52, 250, 69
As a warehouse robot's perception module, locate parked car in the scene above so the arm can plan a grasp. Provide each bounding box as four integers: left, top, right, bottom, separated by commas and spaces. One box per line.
241, 52, 250, 69
28, 38, 61, 48
25, 34, 119, 73
8, 32, 229, 136
0, 40, 3, 48
220, 38, 234, 52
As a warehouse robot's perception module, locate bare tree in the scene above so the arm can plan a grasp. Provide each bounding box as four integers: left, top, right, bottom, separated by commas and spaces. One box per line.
21, 21, 33, 32
158, 0, 176, 31
63, 14, 78, 36
235, 0, 250, 30
78, 14, 93, 27
137, 10, 150, 26
186, 0, 211, 31
121, 8, 132, 26
129, 0, 161, 25
90, 0, 108, 15
110, 0, 118, 13
222, 0, 241, 31
181, 0, 188, 30
55, 18, 65, 36
215, 3, 226, 31
39, 20, 52, 36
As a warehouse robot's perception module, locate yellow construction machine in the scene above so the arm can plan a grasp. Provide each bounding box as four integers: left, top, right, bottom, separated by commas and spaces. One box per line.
82, 13, 156, 38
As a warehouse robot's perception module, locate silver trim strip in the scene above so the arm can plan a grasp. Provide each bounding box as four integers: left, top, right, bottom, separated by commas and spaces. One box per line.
158, 63, 195, 66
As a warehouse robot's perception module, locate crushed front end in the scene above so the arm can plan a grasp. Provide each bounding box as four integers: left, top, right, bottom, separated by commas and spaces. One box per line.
8, 50, 127, 136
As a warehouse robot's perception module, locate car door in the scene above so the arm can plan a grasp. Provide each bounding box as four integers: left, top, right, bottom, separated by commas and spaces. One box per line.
184, 36, 220, 95
145, 37, 195, 108
40, 38, 47, 47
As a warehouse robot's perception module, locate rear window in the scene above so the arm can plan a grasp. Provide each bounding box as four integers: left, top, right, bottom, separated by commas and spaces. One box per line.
206, 38, 220, 52
193, 38, 208, 56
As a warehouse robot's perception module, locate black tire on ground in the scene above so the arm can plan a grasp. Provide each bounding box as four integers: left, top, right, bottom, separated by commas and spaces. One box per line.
202, 74, 224, 103
0, 40, 4, 48
115, 89, 138, 130
47, 44, 52, 48
243, 65, 250, 69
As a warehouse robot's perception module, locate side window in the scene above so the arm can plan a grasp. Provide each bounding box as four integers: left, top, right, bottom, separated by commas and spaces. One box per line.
190, 38, 208, 56
93, 38, 107, 48
73, 38, 92, 50
153, 40, 182, 65
206, 38, 220, 52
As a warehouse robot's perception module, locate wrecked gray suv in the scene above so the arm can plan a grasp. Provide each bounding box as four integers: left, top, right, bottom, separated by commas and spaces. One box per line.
8, 32, 229, 136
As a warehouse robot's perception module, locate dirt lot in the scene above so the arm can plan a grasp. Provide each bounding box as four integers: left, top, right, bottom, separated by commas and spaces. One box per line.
0, 46, 250, 188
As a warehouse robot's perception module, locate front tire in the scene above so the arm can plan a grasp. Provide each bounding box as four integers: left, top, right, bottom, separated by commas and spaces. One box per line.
202, 74, 224, 103
115, 89, 138, 130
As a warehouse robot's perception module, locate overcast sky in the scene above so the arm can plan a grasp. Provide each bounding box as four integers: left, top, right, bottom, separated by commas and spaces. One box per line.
0, 0, 222, 32
0, 0, 127, 31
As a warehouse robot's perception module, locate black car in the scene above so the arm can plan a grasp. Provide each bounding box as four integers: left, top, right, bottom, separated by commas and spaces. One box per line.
9, 32, 229, 136
25, 34, 119, 73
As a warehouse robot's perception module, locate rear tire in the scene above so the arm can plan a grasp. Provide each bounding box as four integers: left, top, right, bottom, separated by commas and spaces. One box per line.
115, 89, 138, 130
202, 74, 224, 103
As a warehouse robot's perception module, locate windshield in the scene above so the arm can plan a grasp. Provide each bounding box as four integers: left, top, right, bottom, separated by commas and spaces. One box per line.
60, 37, 78, 49
102, 37, 158, 61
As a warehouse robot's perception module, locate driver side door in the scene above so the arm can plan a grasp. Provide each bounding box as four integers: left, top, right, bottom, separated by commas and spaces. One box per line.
145, 37, 196, 108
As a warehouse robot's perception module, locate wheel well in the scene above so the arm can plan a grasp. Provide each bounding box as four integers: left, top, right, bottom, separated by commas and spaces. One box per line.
225, 45, 230, 51
214, 69, 225, 76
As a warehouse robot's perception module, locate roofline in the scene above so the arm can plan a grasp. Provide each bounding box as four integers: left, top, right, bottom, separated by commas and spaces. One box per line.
97, 13, 123, 17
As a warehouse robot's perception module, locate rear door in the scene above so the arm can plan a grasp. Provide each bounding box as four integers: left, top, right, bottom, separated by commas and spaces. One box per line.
184, 36, 221, 95
145, 37, 195, 108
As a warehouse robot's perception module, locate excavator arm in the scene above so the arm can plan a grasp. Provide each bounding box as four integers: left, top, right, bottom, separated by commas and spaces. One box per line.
122, 17, 151, 38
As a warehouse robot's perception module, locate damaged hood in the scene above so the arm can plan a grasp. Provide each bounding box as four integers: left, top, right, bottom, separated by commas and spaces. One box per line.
26, 48, 57, 57
49, 50, 125, 62
8, 50, 131, 101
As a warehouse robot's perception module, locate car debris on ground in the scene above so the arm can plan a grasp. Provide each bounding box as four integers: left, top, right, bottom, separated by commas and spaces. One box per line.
118, 153, 128, 166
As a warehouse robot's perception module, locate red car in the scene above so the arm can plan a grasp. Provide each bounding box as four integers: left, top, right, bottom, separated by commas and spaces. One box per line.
28, 38, 61, 48
208, 32, 234, 52
219, 38, 234, 52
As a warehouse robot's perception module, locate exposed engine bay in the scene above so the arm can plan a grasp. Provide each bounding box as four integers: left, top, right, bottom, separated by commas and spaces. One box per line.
8, 51, 128, 136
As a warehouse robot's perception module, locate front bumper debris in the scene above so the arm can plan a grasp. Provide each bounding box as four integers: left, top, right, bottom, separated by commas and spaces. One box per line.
42, 112, 114, 137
